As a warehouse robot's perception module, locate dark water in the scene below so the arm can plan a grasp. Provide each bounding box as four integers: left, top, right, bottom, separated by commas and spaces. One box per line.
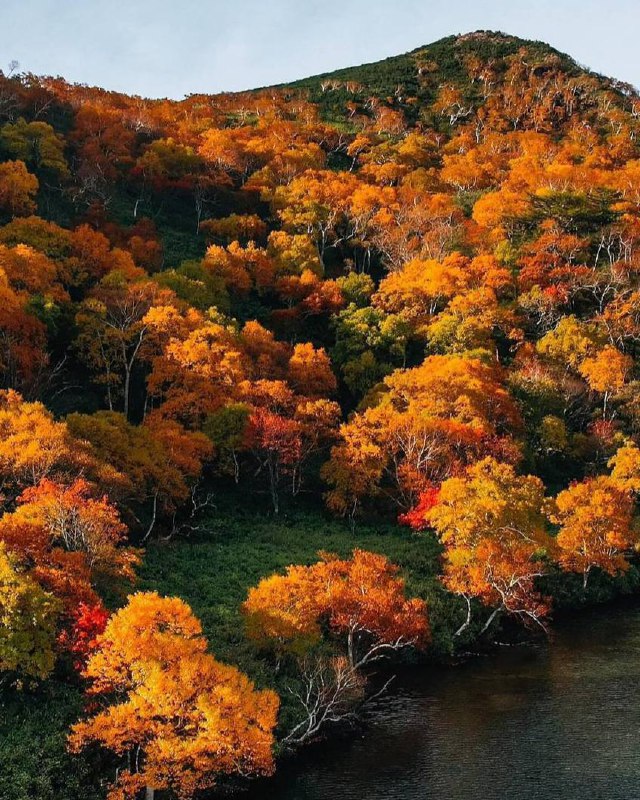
245, 604, 640, 800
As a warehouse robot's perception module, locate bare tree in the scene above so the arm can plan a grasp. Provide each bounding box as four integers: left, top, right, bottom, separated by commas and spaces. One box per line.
283, 656, 365, 746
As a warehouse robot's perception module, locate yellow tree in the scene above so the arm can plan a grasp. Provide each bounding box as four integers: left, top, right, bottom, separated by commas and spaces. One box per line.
547, 476, 638, 588
0, 542, 59, 681
323, 354, 521, 517
578, 346, 632, 418
427, 458, 553, 635
69, 592, 279, 800
0, 390, 92, 502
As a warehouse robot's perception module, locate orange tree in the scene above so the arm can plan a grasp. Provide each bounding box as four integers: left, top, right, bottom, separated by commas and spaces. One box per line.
243, 549, 429, 669
546, 475, 638, 588
69, 592, 279, 800
424, 457, 553, 635
323, 354, 521, 518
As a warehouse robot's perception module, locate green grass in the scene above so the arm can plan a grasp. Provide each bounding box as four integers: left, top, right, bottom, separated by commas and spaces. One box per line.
137, 500, 465, 738
0, 503, 455, 800
0, 681, 103, 800
139, 502, 459, 668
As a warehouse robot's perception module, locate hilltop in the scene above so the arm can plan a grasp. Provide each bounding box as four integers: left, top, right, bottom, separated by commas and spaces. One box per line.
0, 29, 636, 269
265, 30, 634, 127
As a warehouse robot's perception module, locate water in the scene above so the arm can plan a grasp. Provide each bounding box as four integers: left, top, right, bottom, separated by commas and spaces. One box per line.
244, 604, 640, 799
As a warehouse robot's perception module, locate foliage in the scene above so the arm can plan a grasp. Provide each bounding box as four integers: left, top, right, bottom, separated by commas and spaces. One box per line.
69, 592, 279, 800
0, 542, 59, 680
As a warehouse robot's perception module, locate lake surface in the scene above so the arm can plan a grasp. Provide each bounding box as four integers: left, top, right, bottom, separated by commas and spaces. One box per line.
243, 603, 640, 800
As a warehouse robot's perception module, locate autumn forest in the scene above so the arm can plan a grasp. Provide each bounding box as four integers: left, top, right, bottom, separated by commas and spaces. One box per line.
3, 29, 640, 800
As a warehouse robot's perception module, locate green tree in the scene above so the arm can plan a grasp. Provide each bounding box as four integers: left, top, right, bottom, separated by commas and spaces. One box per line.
0, 543, 60, 681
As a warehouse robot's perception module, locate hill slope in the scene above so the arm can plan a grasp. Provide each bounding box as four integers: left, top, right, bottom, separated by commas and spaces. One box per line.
272, 31, 631, 125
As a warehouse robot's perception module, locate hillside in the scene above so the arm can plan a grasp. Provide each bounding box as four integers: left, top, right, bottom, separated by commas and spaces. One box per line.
279, 31, 595, 122
2, 29, 640, 800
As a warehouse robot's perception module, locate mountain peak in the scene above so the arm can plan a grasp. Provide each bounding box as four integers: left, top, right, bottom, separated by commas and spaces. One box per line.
270, 29, 621, 129
283, 29, 582, 90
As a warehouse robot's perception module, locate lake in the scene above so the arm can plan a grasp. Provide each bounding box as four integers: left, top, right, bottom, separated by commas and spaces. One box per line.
242, 603, 640, 799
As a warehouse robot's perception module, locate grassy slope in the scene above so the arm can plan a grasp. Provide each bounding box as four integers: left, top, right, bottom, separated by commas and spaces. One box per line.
273, 32, 587, 126
0, 503, 448, 800
137, 502, 455, 734
0, 681, 102, 800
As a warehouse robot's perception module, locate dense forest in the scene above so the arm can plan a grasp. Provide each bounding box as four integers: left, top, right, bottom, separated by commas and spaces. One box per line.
3, 29, 640, 799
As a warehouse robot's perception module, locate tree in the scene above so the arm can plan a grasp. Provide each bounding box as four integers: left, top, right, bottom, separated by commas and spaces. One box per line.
331, 304, 409, 398
609, 441, 640, 494
0, 214, 72, 258
203, 241, 274, 293
243, 549, 429, 669
154, 260, 229, 313
243, 565, 324, 657
0, 118, 68, 178
427, 458, 553, 634
66, 411, 212, 536
242, 550, 430, 744
267, 230, 322, 278
0, 477, 138, 612
66, 223, 143, 289
374, 252, 511, 326
0, 242, 63, 298
0, 542, 59, 681
10, 478, 137, 580
535, 315, 598, 369
146, 319, 246, 427
313, 550, 430, 668
75, 275, 164, 418
273, 170, 360, 265
578, 346, 632, 418
58, 601, 109, 671
70, 104, 134, 191
0, 267, 48, 390
280, 655, 365, 746
547, 476, 638, 588
202, 403, 250, 483
245, 408, 302, 514
240, 379, 340, 510
0, 391, 91, 502
0, 160, 38, 217
323, 355, 521, 517
69, 592, 279, 800
200, 213, 267, 245
287, 342, 336, 398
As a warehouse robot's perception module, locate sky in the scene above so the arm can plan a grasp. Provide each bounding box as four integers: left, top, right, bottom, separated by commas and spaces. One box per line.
2, 0, 639, 99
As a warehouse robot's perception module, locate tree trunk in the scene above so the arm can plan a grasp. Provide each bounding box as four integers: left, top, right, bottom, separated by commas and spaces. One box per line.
480, 606, 501, 637
347, 629, 355, 668
268, 459, 279, 514
145, 787, 155, 800
123, 372, 130, 418
454, 595, 472, 638
142, 492, 159, 543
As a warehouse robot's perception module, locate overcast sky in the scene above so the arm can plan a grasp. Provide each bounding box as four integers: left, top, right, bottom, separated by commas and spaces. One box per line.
2, 1, 639, 99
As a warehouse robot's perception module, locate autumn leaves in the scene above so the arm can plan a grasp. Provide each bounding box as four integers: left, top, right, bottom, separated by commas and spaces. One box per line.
65, 550, 430, 797
68, 593, 279, 800
5, 33, 640, 799
402, 445, 640, 631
